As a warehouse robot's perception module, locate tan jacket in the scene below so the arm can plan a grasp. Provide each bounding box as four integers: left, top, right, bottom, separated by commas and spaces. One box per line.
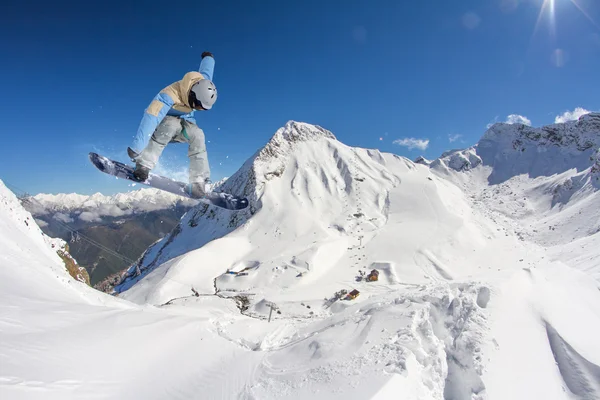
147, 71, 206, 116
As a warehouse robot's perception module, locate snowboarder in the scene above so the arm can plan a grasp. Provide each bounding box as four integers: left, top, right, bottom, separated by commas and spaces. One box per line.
127, 51, 217, 198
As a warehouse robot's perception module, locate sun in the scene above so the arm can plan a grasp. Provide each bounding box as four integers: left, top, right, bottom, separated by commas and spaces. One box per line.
534, 0, 557, 38
533, 0, 599, 38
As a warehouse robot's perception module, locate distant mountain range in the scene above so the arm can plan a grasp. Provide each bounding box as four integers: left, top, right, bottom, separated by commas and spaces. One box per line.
21, 188, 199, 288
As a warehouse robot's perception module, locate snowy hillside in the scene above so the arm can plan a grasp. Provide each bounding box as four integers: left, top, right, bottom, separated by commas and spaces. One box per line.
2, 119, 600, 400
0, 180, 90, 287
430, 113, 600, 280
0, 179, 258, 399
0, 180, 93, 303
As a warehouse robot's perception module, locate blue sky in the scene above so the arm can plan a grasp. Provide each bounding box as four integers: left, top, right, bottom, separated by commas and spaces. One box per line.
1, 0, 599, 195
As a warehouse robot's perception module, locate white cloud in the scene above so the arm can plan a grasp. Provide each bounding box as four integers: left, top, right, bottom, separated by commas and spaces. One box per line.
554, 107, 591, 124
54, 213, 74, 223
78, 211, 102, 223
505, 114, 532, 126
448, 134, 463, 143
77, 205, 132, 222
393, 138, 430, 151
104, 205, 129, 217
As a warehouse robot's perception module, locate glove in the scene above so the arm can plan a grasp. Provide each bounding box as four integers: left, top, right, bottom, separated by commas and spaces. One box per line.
202, 51, 214, 59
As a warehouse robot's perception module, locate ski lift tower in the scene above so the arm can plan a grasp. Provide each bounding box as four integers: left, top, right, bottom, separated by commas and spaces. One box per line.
265, 301, 278, 322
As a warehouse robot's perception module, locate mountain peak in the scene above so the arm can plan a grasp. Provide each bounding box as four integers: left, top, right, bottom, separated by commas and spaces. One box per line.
578, 111, 600, 126
258, 121, 336, 161
414, 156, 432, 166
215, 121, 338, 203
281, 120, 336, 140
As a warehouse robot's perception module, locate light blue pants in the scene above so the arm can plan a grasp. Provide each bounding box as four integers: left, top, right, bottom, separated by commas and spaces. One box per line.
136, 116, 210, 184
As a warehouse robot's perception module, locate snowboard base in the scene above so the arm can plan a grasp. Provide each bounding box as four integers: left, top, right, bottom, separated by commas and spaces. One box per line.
89, 152, 249, 211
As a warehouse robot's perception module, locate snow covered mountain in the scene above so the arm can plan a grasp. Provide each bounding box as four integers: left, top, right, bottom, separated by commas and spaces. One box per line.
431, 112, 600, 182
429, 112, 600, 279
28, 179, 228, 218
110, 120, 600, 398
28, 187, 199, 220
2, 120, 600, 399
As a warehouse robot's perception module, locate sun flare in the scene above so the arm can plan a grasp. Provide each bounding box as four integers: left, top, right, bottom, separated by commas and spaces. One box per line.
534, 0, 557, 38
569, 0, 600, 29
534, 0, 599, 38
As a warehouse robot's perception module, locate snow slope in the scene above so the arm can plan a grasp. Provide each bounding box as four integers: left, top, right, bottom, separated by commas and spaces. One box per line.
0, 181, 98, 304
2, 119, 600, 399
117, 122, 537, 304
0, 179, 256, 399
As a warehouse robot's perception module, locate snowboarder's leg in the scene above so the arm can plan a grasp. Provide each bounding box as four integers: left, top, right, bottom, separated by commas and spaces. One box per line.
135, 116, 182, 171
181, 121, 210, 184
172, 120, 210, 198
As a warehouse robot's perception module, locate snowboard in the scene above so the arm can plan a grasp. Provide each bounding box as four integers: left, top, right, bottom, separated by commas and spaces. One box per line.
89, 152, 249, 211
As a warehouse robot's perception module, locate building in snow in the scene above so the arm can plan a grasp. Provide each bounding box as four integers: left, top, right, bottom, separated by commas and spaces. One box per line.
367, 269, 379, 282
346, 289, 360, 300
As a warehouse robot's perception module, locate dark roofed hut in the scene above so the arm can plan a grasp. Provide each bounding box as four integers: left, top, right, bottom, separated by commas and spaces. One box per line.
367, 269, 379, 282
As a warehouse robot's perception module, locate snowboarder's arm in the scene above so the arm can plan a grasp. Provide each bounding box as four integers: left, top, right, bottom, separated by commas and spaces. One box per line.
199, 52, 215, 81
130, 92, 175, 153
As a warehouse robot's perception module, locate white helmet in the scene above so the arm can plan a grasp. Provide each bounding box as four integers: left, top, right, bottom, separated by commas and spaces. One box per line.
190, 79, 217, 110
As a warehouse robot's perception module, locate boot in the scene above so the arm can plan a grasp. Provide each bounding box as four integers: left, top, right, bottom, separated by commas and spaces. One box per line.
133, 164, 150, 181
